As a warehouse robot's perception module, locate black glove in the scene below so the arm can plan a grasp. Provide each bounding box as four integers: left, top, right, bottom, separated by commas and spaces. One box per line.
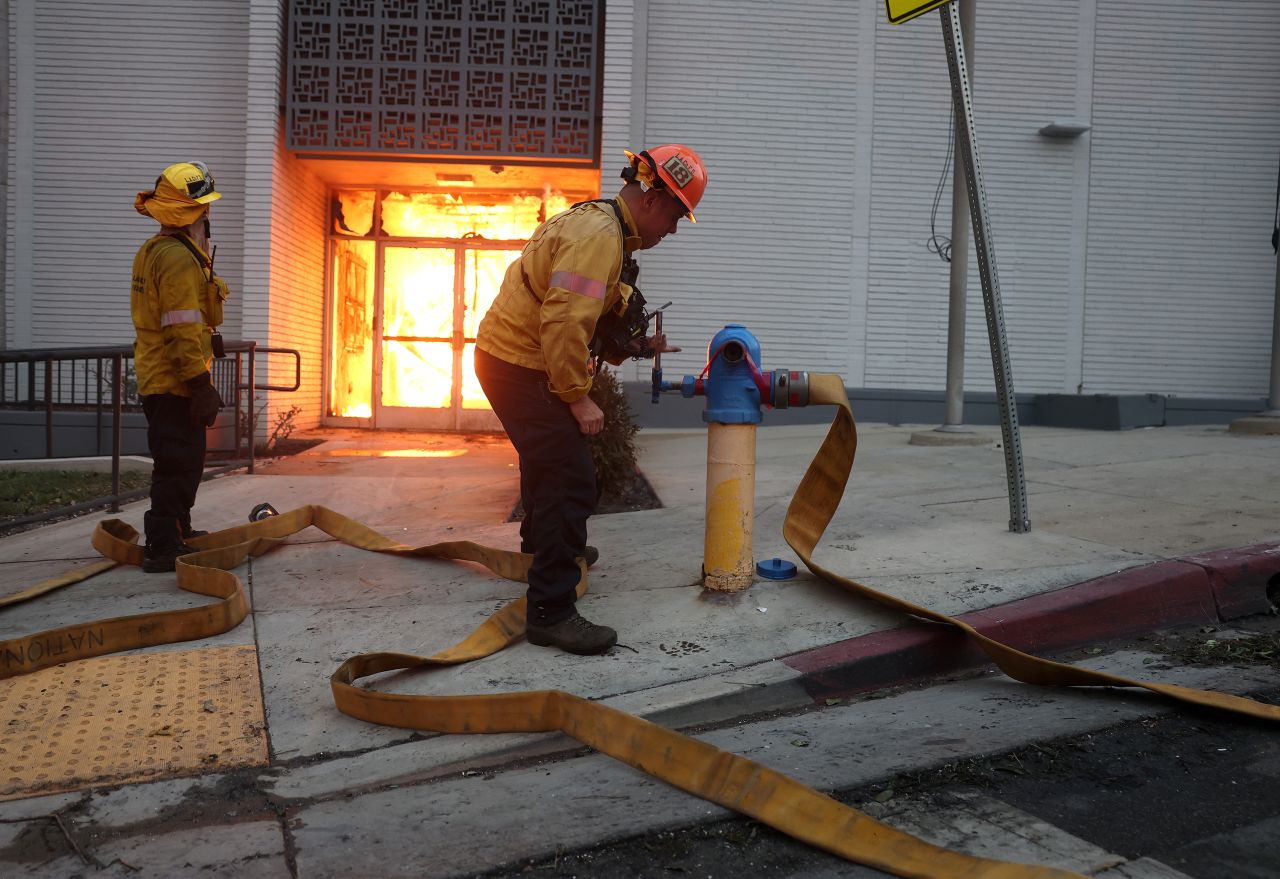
185, 371, 224, 428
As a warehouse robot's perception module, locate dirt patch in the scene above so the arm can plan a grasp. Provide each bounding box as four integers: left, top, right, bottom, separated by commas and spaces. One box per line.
596, 469, 662, 514
1142, 625, 1280, 670
258, 436, 327, 458
509, 468, 662, 523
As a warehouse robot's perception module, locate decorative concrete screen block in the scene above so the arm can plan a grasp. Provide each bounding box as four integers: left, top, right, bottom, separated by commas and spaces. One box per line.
286, 0, 603, 163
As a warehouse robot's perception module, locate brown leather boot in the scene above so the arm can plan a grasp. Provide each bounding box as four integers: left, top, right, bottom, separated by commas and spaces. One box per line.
526, 611, 617, 655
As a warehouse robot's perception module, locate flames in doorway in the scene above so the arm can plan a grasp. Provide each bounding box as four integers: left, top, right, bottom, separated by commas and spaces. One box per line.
328, 187, 575, 423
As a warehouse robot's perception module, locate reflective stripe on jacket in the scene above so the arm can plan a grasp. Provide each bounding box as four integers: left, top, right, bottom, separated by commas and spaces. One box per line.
130, 234, 229, 396
476, 198, 641, 403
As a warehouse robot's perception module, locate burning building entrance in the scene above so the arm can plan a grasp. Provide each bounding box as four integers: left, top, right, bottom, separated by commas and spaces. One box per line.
326, 182, 589, 431
285, 0, 606, 433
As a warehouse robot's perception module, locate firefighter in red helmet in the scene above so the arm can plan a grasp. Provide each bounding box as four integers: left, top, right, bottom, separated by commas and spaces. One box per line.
131, 162, 229, 572
476, 143, 709, 655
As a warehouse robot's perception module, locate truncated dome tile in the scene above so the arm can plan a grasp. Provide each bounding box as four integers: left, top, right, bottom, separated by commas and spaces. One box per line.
0, 645, 267, 800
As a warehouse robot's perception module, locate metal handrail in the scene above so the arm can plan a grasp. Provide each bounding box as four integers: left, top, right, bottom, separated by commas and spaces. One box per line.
227, 342, 302, 392
0, 341, 301, 530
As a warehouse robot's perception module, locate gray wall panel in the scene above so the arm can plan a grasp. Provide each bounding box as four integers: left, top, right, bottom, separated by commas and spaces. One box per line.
1084, 0, 1280, 396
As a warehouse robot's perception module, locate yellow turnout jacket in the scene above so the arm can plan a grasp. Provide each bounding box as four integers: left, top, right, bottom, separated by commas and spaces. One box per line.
130, 233, 229, 396
477, 198, 641, 403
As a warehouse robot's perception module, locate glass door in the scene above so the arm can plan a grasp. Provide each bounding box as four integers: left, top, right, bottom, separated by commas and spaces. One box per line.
375, 244, 515, 430
458, 246, 517, 430
326, 186, 591, 431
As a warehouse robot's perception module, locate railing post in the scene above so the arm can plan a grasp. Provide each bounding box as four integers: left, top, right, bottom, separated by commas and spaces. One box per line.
233, 352, 242, 463
95, 357, 104, 456
44, 359, 54, 458
247, 343, 257, 475
111, 354, 123, 512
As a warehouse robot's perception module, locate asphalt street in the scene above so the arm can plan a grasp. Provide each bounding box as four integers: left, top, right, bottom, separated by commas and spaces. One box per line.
488, 616, 1280, 879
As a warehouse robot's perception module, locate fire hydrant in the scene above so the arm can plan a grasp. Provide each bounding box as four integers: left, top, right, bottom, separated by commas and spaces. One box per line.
658, 324, 810, 592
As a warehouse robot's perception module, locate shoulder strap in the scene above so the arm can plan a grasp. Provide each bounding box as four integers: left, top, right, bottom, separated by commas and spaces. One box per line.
522, 199, 636, 296
569, 197, 627, 241
568, 197, 639, 287
159, 233, 212, 280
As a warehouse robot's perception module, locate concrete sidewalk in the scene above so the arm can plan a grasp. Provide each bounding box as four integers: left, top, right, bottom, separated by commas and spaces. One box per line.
1, 417, 1278, 876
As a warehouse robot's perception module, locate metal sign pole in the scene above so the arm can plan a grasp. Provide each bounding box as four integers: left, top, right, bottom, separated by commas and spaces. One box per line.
939, 2, 1030, 532
942, 0, 974, 430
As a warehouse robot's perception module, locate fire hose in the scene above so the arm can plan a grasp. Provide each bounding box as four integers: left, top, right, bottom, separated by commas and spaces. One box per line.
3, 375, 1277, 879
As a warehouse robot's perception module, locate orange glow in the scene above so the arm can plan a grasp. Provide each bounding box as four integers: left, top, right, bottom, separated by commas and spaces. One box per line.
334, 191, 375, 236
381, 190, 571, 240
321, 448, 467, 458
329, 187, 582, 425
384, 340, 454, 408
329, 239, 375, 419
382, 248, 456, 409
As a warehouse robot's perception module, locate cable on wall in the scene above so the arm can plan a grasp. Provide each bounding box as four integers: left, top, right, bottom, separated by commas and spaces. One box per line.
927, 111, 955, 263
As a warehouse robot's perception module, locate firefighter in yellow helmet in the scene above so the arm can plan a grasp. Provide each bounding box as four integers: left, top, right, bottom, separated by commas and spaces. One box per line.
475, 144, 708, 654
131, 161, 230, 572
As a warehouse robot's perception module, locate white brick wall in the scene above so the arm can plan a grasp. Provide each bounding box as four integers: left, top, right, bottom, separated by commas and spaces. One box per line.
636, 0, 863, 381
263, 142, 327, 435
5, 0, 250, 349
1083, 0, 1280, 395
624, 0, 1280, 398
7, 0, 1279, 408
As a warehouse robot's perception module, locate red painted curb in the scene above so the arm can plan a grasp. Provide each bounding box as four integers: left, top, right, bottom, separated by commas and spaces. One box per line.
781, 547, 1277, 702
962, 560, 1216, 654
1179, 542, 1280, 620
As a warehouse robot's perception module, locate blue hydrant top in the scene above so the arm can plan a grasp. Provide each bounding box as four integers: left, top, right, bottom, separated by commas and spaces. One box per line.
704, 324, 765, 424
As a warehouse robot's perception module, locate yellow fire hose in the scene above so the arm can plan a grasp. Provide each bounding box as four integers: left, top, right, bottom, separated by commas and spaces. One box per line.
3, 375, 1277, 879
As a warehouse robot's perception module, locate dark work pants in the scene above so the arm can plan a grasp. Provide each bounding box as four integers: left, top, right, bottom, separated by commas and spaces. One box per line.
474, 348, 595, 625
142, 393, 206, 535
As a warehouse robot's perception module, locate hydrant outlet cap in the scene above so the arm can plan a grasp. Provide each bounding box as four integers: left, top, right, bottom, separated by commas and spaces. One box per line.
756, 558, 797, 580
249, 502, 280, 523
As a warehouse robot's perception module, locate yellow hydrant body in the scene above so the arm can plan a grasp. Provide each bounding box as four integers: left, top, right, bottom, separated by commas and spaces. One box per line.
702, 422, 757, 591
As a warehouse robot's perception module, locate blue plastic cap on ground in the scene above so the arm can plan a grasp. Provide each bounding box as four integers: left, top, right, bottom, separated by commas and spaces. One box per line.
756, 558, 797, 580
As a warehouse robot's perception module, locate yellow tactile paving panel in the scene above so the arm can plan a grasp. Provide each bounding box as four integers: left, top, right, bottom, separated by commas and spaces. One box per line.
0, 645, 267, 801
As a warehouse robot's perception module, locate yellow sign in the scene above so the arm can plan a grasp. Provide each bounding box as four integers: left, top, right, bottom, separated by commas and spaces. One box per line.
886, 0, 953, 25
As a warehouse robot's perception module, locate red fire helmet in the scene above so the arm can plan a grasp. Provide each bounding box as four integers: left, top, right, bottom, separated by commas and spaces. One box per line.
624, 144, 708, 222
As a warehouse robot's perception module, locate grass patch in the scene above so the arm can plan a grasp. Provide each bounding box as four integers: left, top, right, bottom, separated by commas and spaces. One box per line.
0, 469, 151, 518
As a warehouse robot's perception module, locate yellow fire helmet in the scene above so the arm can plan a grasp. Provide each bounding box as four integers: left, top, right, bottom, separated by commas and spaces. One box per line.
135, 161, 220, 226
160, 161, 221, 204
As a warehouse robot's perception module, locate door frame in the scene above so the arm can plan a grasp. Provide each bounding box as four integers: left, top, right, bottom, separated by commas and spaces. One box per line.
373, 238, 519, 431
321, 183, 597, 432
